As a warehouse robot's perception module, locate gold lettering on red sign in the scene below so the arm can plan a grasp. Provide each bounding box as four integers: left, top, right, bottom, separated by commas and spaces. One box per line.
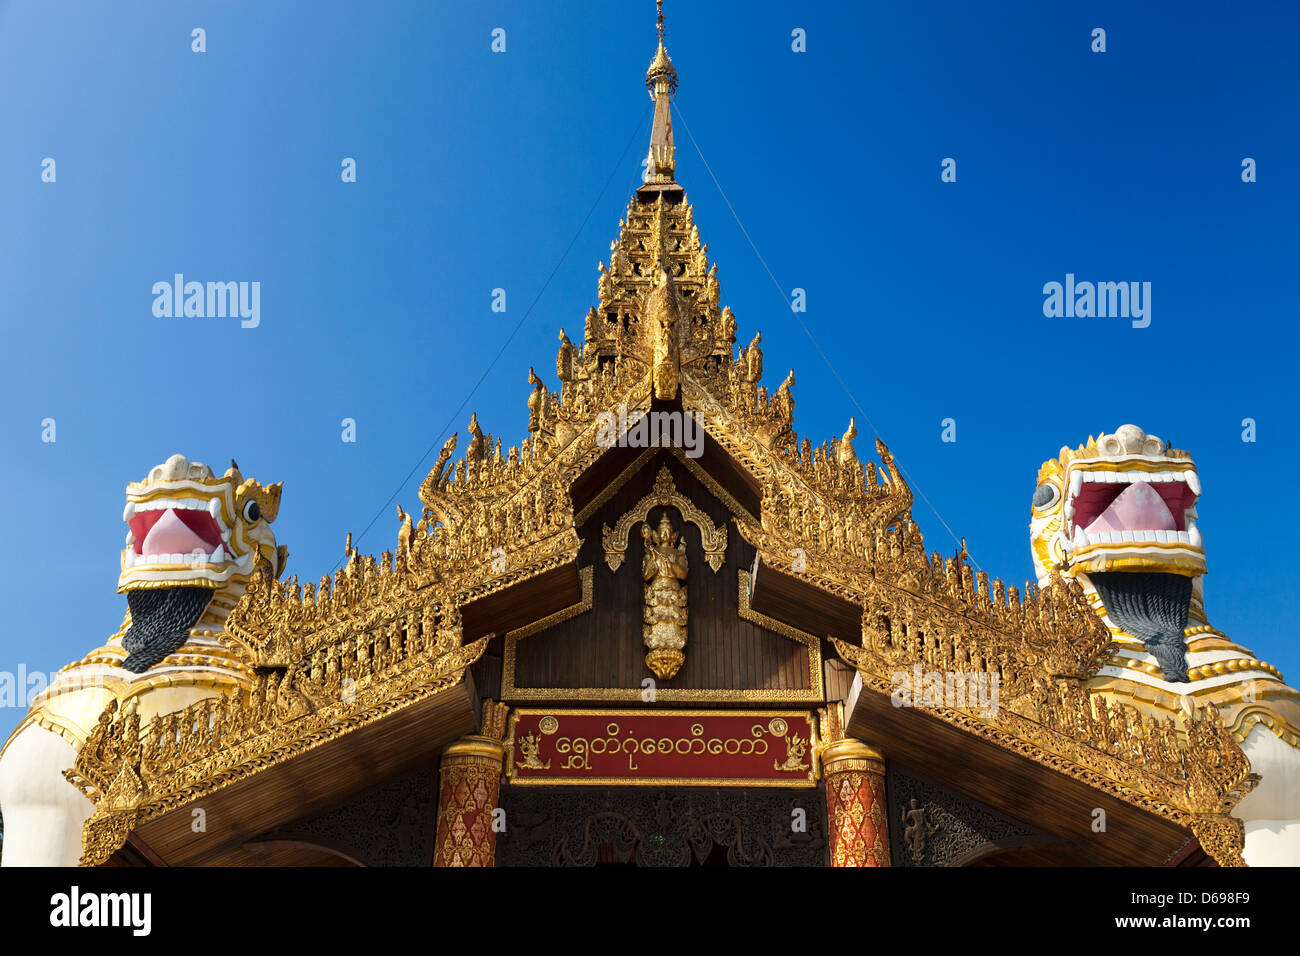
552, 720, 774, 772
505, 710, 820, 787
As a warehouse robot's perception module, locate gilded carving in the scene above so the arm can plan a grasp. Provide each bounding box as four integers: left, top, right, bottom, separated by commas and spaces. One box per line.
647, 260, 683, 400
831, 634, 1257, 865
642, 512, 690, 679
28, 7, 1269, 871
774, 734, 810, 773
68, 630, 490, 865
602, 465, 727, 572
518, 732, 551, 770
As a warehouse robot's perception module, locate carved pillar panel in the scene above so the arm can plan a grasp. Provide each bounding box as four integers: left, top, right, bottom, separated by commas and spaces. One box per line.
433, 735, 505, 867
822, 738, 890, 867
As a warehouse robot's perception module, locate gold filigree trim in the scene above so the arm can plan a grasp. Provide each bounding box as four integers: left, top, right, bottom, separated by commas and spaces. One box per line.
70, 634, 489, 865
602, 465, 727, 572
572, 448, 658, 527
504, 566, 595, 643
737, 570, 824, 698
1229, 706, 1300, 749
671, 446, 758, 524
833, 636, 1258, 866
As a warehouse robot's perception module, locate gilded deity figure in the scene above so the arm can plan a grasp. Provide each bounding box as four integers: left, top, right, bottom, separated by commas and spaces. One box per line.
642, 511, 689, 679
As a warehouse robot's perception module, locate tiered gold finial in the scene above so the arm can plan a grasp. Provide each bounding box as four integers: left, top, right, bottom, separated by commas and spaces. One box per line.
640, 1, 679, 196
645, 1, 677, 99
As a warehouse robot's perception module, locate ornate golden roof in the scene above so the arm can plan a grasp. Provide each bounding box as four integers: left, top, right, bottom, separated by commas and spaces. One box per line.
62, 5, 1259, 867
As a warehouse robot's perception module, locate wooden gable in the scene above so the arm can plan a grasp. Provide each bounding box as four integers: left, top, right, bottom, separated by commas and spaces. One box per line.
502, 452, 822, 703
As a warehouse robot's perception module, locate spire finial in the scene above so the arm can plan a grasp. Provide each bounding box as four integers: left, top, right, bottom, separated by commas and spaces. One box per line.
640, 1, 681, 199
645, 1, 677, 97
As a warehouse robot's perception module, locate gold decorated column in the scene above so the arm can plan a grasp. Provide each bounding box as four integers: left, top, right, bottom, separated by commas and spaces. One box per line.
822, 738, 891, 867
433, 735, 506, 867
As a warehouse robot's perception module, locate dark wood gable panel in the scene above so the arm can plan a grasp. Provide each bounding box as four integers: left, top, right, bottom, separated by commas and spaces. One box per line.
506, 453, 817, 699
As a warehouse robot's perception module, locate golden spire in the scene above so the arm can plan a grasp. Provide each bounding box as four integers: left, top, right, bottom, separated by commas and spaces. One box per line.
639, 0, 682, 201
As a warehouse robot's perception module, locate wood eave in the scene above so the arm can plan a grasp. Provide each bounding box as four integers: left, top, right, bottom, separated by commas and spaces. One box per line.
570, 397, 762, 522
464, 418, 763, 651
687, 423, 762, 517
843, 676, 1197, 866
748, 557, 862, 646
119, 677, 479, 866
461, 562, 583, 641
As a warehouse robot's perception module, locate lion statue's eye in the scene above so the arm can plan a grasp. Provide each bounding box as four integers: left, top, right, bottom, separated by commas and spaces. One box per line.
1032, 483, 1060, 511
242, 499, 261, 523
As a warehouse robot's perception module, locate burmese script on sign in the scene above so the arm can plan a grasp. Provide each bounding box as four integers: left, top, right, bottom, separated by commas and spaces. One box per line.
505, 710, 819, 787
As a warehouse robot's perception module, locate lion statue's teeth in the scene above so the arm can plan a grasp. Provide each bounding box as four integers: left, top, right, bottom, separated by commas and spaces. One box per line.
115, 453, 284, 671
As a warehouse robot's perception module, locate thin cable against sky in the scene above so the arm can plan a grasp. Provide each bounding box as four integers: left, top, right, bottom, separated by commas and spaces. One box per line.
336, 103, 653, 569
343, 100, 979, 575
675, 103, 982, 572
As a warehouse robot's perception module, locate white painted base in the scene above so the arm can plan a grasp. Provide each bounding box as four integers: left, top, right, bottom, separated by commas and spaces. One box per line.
1236, 724, 1300, 866
0, 723, 93, 867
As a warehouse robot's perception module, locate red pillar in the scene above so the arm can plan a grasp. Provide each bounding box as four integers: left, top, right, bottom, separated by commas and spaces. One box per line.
822, 738, 891, 867
433, 735, 505, 867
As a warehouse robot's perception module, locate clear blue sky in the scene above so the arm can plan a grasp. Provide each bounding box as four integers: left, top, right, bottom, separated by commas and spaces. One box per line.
1, 0, 1297, 743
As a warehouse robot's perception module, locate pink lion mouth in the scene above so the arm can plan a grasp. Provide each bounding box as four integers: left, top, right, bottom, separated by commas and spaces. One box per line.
1081, 481, 1182, 534
1066, 470, 1201, 549
133, 508, 223, 554
125, 501, 229, 565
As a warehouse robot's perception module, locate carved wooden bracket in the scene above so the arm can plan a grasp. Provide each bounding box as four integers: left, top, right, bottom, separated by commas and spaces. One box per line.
601, 466, 727, 572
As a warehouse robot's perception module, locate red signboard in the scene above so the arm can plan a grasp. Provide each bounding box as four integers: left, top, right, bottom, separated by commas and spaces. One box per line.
504, 709, 819, 787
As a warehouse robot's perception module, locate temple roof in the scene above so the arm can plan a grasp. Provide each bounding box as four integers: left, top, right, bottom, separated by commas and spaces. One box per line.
58, 4, 1260, 868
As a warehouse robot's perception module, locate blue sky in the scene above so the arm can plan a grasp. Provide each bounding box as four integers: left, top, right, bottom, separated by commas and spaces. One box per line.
1, 0, 1297, 743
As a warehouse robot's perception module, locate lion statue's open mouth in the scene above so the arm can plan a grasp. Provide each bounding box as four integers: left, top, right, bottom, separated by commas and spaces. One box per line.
116, 454, 284, 672
1030, 425, 1205, 682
